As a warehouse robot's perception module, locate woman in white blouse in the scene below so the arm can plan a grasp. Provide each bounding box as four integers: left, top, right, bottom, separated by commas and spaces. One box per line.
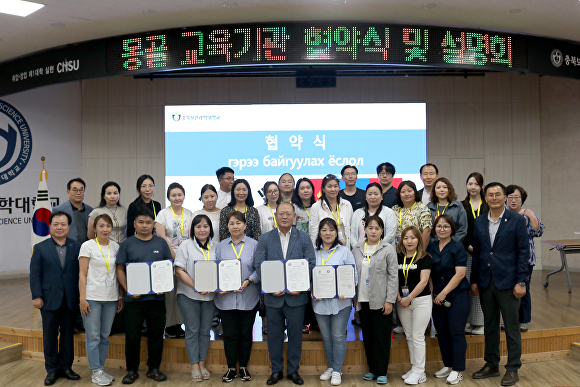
79, 214, 122, 385
175, 214, 218, 382
350, 182, 397, 249
309, 174, 353, 248
256, 181, 280, 234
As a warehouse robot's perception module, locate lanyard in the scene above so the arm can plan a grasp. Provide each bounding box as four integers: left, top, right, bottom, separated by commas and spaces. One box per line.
330, 203, 340, 227
320, 247, 337, 266
402, 251, 417, 286
267, 204, 278, 228
231, 241, 245, 260
152, 202, 157, 219
398, 202, 417, 229
200, 246, 210, 261
170, 206, 184, 235
364, 241, 379, 264
95, 238, 111, 273
305, 207, 310, 217
470, 199, 481, 218
235, 205, 248, 217
437, 202, 449, 218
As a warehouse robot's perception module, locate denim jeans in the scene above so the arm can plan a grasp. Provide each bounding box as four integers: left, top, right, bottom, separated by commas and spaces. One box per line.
314, 306, 351, 373
177, 294, 216, 364
81, 300, 117, 371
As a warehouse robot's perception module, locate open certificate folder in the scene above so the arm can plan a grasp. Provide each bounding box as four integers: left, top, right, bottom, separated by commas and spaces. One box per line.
193, 260, 218, 293
312, 264, 356, 299
126, 260, 174, 295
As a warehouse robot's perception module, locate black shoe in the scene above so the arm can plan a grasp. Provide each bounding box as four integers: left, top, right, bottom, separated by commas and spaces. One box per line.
122, 371, 139, 384
222, 369, 238, 383
239, 368, 252, 382
147, 368, 167, 382
266, 371, 284, 385
472, 365, 500, 379
44, 373, 59, 386
61, 369, 80, 380
287, 372, 304, 385
501, 371, 519, 386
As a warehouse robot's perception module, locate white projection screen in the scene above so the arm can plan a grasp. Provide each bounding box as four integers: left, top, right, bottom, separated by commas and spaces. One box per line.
164, 103, 426, 211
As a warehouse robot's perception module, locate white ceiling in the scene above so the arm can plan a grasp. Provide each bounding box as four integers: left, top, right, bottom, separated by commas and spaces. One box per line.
1, 0, 579, 64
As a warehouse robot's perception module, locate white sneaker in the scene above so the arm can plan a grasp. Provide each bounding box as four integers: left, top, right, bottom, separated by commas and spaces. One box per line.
393, 326, 404, 334
446, 371, 462, 385
471, 325, 484, 335
92, 370, 112, 386
402, 370, 413, 379
464, 325, 473, 334
101, 369, 114, 381
405, 373, 427, 385
434, 367, 452, 378
320, 368, 333, 381
330, 371, 342, 386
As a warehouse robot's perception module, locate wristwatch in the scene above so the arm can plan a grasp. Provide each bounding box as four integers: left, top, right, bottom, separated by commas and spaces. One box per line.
517, 282, 526, 287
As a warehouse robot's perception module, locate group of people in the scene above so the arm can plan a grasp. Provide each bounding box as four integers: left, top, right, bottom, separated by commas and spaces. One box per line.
29, 163, 543, 387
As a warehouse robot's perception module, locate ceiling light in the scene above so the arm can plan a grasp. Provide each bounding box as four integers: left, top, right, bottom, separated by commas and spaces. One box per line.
223, 1, 238, 6
506, 9, 521, 14
422, 3, 436, 9
0, 0, 44, 17
50, 22, 65, 27
142, 10, 156, 15
331, 0, 346, 4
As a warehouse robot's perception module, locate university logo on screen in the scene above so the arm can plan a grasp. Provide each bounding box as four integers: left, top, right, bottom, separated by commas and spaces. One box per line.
0, 100, 32, 185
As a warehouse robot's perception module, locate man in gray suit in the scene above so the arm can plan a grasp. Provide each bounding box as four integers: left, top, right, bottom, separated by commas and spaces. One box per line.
52, 178, 93, 243
254, 202, 316, 385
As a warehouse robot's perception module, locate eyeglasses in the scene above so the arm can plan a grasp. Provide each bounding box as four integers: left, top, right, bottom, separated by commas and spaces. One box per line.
435, 225, 451, 230
379, 172, 392, 177
71, 188, 84, 193
507, 196, 521, 201
277, 212, 293, 218
343, 172, 357, 177
267, 190, 279, 195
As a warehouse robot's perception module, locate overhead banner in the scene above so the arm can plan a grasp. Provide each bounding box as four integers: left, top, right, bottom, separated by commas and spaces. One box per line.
0, 83, 82, 274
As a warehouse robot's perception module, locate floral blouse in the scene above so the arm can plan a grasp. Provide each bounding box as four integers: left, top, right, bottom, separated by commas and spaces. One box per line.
219, 205, 261, 242
519, 211, 545, 266
392, 202, 433, 242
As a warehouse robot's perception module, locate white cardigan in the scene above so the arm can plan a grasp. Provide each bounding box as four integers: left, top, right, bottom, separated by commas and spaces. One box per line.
350, 206, 397, 250
308, 198, 353, 248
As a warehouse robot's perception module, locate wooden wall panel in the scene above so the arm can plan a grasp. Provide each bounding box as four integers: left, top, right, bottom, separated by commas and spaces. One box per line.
512, 103, 541, 155
261, 78, 296, 103
81, 159, 110, 206
453, 76, 483, 104
483, 103, 513, 155
392, 77, 425, 101
107, 77, 137, 107
426, 103, 455, 156
359, 77, 393, 102
81, 107, 108, 160
327, 77, 361, 103
229, 78, 264, 104
164, 78, 199, 105
449, 158, 485, 192
198, 78, 230, 104
82, 78, 109, 107
135, 107, 164, 158
454, 103, 484, 157
425, 77, 455, 104
482, 72, 512, 103
511, 73, 540, 103
136, 79, 166, 107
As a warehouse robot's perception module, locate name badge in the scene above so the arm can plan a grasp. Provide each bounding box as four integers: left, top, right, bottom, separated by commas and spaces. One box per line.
401, 286, 410, 298
338, 231, 344, 241
365, 275, 370, 287
105, 278, 113, 288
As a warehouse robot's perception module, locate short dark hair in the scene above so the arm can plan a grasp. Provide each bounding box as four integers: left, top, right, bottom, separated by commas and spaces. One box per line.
67, 178, 85, 191
49, 210, 72, 225
484, 182, 506, 195
505, 185, 527, 204
134, 208, 154, 221
293, 178, 316, 209
363, 182, 383, 221
433, 214, 456, 236
315, 218, 341, 250
216, 167, 234, 180
420, 163, 439, 175
376, 162, 396, 175
199, 184, 218, 201
262, 181, 280, 205
430, 177, 458, 203
228, 179, 254, 207
99, 181, 122, 207
340, 165, 358, 175
396, 180, 421, 207
190, 214, 214, 249
136, 174, 155, 193
226, 210, 246, 224
276, 202, 295, 213
364, 215, 385, 240
93, 214, 113, 229
167, 182, 185, 200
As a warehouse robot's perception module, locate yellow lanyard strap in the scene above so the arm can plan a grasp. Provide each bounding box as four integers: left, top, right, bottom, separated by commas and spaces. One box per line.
402, 251, 418, 286
470, 199, 481, 218
305, 207, 310, 217
201, 246, 211, 261
398, 202, 417, 229
170, 206, 184, 235
364, 241, 380, 264
330, 204, 341, 228
95, 238, 111, 273
437, 202, 449, 218
267, 204, 278, 228
231, 241, 245, 259
320, 248, 337, 266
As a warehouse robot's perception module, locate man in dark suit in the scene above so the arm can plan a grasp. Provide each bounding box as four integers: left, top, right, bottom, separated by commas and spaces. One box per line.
470, 182, 529, 386
30, 210, 82, 386
254, 202, 316, 385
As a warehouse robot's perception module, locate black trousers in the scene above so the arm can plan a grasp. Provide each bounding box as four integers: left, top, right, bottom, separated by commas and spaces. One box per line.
480, 278, 522, 371
124, 300, 166, 371
219, 305, 258, 368
519, 265, 533, 324
432, 289, 470, 371
359, 302, 392, 376
266, 303, 306, 374
40, 297, 76, 374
